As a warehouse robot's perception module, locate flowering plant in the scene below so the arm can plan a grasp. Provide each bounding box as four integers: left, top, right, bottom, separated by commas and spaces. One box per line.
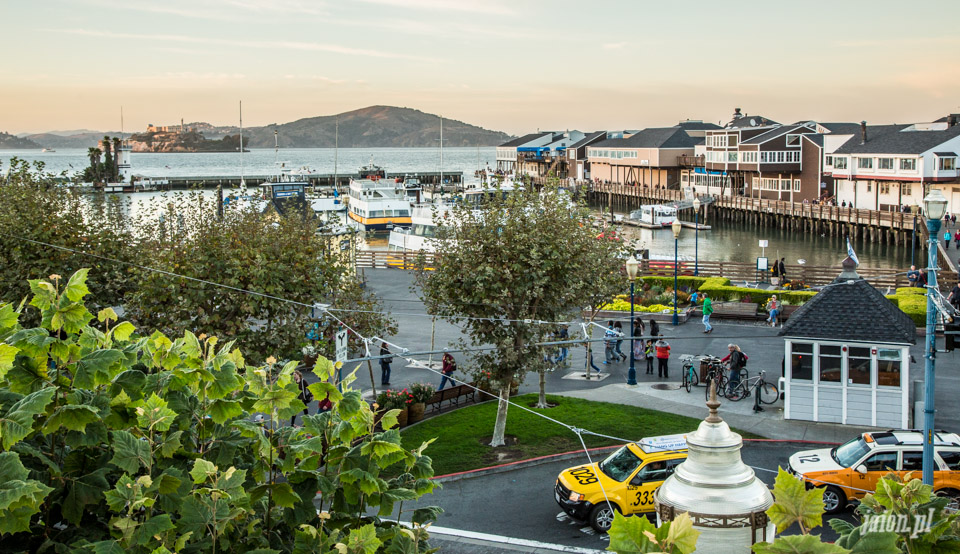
408, 382, 436, 403
473, 369, 495, 388
301, 344, 318, 357
375, 389, 415, 410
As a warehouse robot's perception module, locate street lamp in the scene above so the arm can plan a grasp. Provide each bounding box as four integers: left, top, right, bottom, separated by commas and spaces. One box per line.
672, 218, 683, 326
922, 188, 948, 486
626, 255, 640, 386
693, 197, 701, 276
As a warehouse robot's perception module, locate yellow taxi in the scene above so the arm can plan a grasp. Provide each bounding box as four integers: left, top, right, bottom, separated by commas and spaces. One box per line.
787, 430, 960, 514
555, 434, 687, 532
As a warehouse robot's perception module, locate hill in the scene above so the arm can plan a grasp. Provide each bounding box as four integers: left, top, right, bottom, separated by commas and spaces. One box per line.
0, 132, 41, 149
24, 131, 121, 149
243, 106, 511, 148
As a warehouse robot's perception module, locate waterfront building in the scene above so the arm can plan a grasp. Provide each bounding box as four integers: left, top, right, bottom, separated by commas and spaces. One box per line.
564, 131, 607, 181
496, 132, 550, 173
586, 123, 718, 187
779, 257, 916, 428
829, 117, 960, 212
515, 130, 586, 178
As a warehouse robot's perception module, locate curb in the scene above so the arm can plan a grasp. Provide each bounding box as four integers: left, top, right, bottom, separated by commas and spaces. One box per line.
431, 438, 841, 483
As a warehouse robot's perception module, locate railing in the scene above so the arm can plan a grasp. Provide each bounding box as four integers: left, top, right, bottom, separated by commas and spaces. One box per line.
589, 183, 917, 230
354, 250, 953, 289
677, 155, 705, 168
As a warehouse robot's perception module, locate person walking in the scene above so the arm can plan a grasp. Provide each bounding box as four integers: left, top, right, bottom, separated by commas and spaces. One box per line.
438, 350, 457, 390
603, 321, 617, 364
290, 370, 313, 426
701, 293, 713, 334
954, 231, 959, 250
766, 295, 780, 327
945, 229, 953, 249
654, 335, 671, 378
778, 258, 787, 281
613, 321, 627, 362
771, 258, 780, 284
948, 280, 960, 311
644, 339, 655, 374
379, 341, 393, 386
554, 325, 569, 365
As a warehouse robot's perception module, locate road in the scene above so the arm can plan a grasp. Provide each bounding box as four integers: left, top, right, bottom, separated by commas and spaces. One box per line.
405, 441, 855, 550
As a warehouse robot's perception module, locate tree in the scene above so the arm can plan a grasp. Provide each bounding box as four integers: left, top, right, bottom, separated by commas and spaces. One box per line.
127, 192, 391, 364
0, 269, 440, 552
86, 147, 102, 182
417, 184, 625, 446
0, 158, 138, 317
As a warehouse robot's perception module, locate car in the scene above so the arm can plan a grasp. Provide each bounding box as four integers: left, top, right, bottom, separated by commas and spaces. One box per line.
786, 429, 960, 514
555, 434, 687, 532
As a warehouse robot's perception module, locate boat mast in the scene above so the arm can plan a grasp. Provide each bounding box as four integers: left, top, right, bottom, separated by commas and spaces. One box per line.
239, 101, 245, 189
334, 115, 339, 189
439, 115, 443, 189
274, 129, 279, 180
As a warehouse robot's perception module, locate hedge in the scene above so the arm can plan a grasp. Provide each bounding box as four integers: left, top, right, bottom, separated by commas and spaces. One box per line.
696, 277, 817, 308
639, 276, 709, 291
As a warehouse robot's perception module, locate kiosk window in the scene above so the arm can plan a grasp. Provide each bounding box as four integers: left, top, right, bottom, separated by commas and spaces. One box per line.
791, 343, 813, 380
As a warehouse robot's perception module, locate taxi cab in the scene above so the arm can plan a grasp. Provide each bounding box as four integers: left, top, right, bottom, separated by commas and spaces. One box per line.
787, 429, 960, 514
555, 434, 687, 532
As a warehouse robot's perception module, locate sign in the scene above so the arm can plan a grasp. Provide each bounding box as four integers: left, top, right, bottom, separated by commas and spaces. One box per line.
758, 240, 768, 248
639, 434, 687, 454
757, 257, 769, 271
335, 329, 348, 363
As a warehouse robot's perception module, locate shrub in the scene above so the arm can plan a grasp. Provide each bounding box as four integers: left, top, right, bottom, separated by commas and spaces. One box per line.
409, 382, 436, 403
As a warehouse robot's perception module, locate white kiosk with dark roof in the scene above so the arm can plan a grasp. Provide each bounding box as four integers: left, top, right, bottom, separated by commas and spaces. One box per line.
779, 257, 917, 427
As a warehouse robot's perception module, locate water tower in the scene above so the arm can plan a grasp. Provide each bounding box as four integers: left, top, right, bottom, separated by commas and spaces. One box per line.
654, 384, 775, 552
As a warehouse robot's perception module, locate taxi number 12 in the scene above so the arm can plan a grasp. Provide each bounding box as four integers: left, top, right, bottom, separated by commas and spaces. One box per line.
568, 468, 598, 485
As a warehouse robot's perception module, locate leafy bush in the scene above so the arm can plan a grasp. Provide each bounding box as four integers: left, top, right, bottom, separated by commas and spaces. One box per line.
640, 276, 708, 291
698, 277, 817, 307
0, 269, 439, 552
408, 382, 436, 403
376, 389, 415, 411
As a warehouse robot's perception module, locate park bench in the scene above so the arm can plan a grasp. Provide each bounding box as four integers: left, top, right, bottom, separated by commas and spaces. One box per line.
425, 382, 478, 414
779, 304, 800, 320
711, 302, 760, 320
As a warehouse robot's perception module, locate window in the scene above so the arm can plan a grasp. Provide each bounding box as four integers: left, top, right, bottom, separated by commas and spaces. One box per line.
877, 349, 901, 387
847, 347, 871, 385
752, 177, 759, 189
825, 155, 834, 166
728, 135, 738, 147
834, 157, 848, 169
902, 451, 924, 472
858, 157, 873, 169
879, 158, 894, 170
794, 179, 801, 192
728, 152, 738, 162
681, 173, 689, 183
903, 184, 912, 196
867, 182, 872, 192
742, 151, 757, 163
780, 179, 791, 191
599, 446, 642, 482
819, 345, 842, 383
880, 183, 890, 194
786, 134, 801, 146
631, 461, 670, 484
940, 157, 957, 171
900, 158, 916, 171
863, 451, 898, 472
791, 343, 813, 380
939, 450, 960, 470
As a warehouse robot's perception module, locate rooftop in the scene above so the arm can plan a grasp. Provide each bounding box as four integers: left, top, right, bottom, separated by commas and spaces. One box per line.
834, 123, 960, 155
591, 127, 700, 149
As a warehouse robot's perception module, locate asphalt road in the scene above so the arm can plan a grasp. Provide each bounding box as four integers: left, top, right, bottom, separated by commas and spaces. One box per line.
405, 441, 856, 550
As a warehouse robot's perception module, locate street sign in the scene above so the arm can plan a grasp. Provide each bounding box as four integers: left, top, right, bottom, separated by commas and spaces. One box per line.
335, 329, 348, 363
758, 240, 768, 248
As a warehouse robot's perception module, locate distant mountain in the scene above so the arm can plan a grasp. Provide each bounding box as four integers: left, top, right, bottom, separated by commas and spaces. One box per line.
243, 106, 512, 148
23, 131, 122, 149
0, 132, 41, 149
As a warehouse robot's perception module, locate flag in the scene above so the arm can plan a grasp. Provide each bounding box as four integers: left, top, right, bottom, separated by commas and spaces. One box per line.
847, 238, 860, 266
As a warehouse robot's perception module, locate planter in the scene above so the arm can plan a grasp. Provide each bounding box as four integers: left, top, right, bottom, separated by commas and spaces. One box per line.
408, 402, 425, 423
396, 407, 409, 427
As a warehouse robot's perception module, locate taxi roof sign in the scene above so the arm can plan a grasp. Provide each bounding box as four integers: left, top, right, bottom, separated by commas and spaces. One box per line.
638, 434, 687, 454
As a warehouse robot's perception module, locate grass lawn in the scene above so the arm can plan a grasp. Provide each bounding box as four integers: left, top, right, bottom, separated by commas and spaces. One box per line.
400, 394, 757, 476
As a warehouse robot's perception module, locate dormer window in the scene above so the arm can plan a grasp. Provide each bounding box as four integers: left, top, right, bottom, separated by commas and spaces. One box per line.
786, 134, 801, 147
940, 157, 957, 171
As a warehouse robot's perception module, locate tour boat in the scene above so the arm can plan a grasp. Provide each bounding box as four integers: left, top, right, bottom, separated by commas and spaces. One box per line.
387, 202, 454, 252
631, 204, 678, 226
346, 173, 419, 231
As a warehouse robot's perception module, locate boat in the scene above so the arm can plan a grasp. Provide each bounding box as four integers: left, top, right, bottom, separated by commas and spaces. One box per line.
346, 170, 419, 231
630, 204, 678, 226
41, 148, 56, 152
387, 202, 453, 252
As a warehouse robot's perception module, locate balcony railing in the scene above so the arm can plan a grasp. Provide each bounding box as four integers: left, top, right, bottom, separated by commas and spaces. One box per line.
678, 155, 704, 168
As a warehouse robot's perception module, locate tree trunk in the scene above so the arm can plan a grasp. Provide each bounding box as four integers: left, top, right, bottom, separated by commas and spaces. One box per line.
537, 369, 547, 409
489, 384, 510, 447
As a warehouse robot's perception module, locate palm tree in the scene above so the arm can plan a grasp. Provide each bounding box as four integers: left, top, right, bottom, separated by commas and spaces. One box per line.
87, 147, 102, 182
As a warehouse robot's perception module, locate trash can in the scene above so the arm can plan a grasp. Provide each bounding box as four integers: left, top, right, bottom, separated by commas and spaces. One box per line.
699, 360, 711, 381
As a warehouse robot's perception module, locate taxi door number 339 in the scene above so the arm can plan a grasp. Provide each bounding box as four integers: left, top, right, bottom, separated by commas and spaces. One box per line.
568, 468, 598, 485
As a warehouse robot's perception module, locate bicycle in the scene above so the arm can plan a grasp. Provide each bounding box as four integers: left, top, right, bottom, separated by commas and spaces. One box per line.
725, 370, 779, 412
701, 357, 727, 400
679, 355, 699, 392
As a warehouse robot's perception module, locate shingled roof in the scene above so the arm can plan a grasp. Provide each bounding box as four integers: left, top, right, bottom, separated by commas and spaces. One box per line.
834, 124, 960, 155
499, 132, 549, 147
779, 257, 917, 345
591, 127, 700, 149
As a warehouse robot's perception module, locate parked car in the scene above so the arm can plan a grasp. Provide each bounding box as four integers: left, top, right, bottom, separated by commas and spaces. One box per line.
555, 434, 687, 532
787, 429, 960, 514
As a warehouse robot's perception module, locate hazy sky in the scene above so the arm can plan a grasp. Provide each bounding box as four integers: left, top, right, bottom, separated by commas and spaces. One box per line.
3, 0, 959, 135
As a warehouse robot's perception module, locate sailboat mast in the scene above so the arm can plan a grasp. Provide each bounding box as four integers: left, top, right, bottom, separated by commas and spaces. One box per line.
334, 115, 339, 188
239, 101, 245, 188
274, 129, 279, 179
439, 115, 443, 187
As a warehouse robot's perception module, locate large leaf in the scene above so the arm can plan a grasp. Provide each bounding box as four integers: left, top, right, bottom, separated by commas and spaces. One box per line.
74, 349, 124, 389
0, 452, 53, 535
343, 524, 382, 554
42, 403, 101, 434
665, 512, 701, 554
136, 393, 177, 432
112, 321, 136, 342
133, 513, 174, 546
208, 399, 243, 424
0, 344, 18, 380
767, 467, 825, 533
0, 387, 55, 449
607, 510, 665, 553
62, 465, 110, 525
63, 268, 91, 302
752, 535, 850, 554
0, 303, 19, 332
109, 430, 152, 474
189, 458, 218, 484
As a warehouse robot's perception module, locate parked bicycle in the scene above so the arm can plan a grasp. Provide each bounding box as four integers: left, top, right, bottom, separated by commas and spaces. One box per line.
679, 355, 728, 397
703, 361, 729, 400
679, 355, 699, 392
725, 370, 779, 412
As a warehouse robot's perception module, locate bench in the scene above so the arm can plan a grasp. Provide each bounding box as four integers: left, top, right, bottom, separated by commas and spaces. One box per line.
425, 382, 478, 414
779, 304, 800, 320
710, 302, 760, 320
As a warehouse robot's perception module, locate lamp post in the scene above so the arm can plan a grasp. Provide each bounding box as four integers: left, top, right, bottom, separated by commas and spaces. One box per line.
626, 255, 639, 386
922, 188, 947, 486
693, 197, 701, 276
672, 218, 683, 326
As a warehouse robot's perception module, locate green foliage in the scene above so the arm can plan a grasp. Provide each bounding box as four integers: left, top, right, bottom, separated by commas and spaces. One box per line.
698, 277, 817, 307
416, 185, 627, 445
766, 467, 826, 534
753, 535, 849, 554
640, 276, 709, 291
606, 511, 699, 554
891, 292, 926, 326
0, 269, 439, 552
855, 473, 960, 552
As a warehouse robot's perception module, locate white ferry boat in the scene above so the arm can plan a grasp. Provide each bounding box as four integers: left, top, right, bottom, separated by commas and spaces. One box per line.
346, 175, 419, 231
631, 204, 678, 226
387, 202, 453, 252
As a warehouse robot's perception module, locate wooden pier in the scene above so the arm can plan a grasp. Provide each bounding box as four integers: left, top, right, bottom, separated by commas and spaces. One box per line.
84, 170, 464, 192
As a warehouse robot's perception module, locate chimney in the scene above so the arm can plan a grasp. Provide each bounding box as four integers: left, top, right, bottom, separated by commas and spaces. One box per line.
733, 108, 743, 120
860, 121, 867, 145
949, 114, 958, 127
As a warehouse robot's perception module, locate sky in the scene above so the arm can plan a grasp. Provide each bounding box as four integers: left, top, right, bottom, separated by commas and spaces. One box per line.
2, 0, 959, 135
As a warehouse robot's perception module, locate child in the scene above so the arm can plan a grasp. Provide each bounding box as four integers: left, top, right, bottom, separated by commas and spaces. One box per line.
644, 339, 655, 375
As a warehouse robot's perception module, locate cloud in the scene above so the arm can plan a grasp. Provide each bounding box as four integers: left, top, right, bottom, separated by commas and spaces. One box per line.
78, 0, 329, 21
355, 0, 514, 15
53, 29, 436, 62
602, 42, 628, 50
